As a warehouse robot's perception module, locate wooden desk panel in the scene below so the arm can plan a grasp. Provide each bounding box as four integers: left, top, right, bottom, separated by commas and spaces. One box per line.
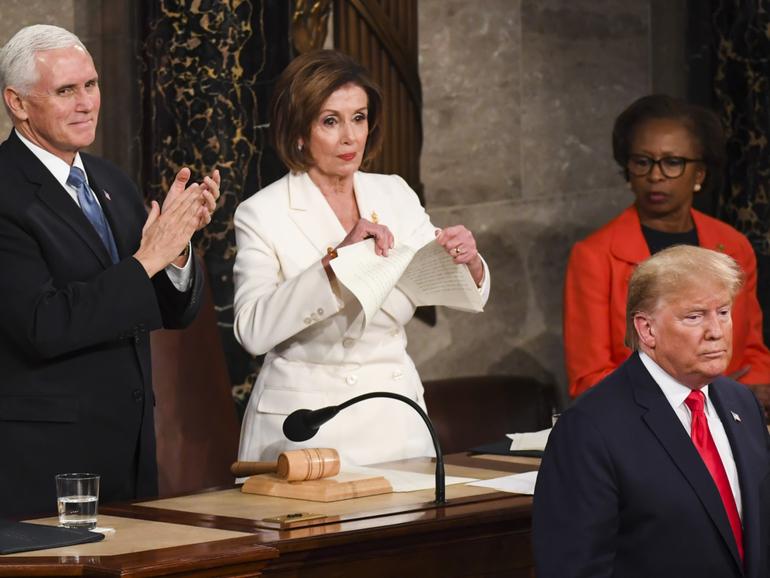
0, 524, 276, 577
6, 515, 252, 557
1, 454, 536, 578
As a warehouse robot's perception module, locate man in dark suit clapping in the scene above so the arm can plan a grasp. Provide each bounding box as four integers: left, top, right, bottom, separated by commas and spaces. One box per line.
0, 24, 219, 517
534, 244, 770, 578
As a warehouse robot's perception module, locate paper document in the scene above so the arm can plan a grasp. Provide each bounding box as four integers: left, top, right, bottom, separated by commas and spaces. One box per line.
345, 465, 477, 493
506, 428, 551, 452
330, 238, 483, 328
468, 471, 538, 495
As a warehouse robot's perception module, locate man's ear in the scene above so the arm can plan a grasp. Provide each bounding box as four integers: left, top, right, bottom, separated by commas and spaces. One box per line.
4, 87, 28, 121
633, 313, 656, 349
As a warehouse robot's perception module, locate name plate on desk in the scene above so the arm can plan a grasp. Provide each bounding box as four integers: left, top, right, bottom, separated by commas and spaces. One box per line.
242, 472, 392, 502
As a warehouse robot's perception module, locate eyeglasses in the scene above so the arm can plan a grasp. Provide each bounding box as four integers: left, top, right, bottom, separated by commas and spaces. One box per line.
627, 154, 703, 178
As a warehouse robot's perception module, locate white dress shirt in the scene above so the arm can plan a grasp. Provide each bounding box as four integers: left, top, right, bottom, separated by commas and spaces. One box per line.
639, 351, 743, 518
15, 129, 192, 290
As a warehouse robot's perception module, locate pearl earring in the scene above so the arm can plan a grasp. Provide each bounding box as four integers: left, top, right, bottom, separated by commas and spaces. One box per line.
297, 142, 304, 152
694, 183, 701, 192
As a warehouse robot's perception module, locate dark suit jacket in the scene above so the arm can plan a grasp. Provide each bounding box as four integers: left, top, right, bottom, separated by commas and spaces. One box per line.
0, 131, 203, 517
533, 353, 770, 578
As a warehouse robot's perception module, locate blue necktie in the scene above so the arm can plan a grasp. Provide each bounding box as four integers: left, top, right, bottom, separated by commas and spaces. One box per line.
66, 166, 119, 263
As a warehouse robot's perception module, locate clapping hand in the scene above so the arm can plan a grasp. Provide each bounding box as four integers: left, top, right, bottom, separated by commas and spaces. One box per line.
196, 169, 221, 230
134, 168, 209, 277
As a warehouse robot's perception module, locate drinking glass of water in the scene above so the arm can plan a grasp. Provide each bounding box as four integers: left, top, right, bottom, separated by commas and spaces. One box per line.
55, 473, 99, 529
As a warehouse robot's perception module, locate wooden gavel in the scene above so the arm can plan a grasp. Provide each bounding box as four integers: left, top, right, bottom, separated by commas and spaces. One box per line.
230, 448, 340, 481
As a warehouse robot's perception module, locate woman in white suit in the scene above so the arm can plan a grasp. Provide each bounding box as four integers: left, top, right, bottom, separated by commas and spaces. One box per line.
233, 50, 490, 466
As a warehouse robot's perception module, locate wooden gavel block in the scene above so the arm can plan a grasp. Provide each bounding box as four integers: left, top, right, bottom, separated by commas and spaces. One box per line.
230, 448, 340, 481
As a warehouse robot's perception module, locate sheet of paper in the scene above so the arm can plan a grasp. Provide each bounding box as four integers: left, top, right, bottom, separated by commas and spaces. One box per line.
506, 428, 551, 451
330, 238, 483, 331
330, 239, 415, 327
397, 240, 484, 312
468, 471, 538, 495
345, 465, 477, 493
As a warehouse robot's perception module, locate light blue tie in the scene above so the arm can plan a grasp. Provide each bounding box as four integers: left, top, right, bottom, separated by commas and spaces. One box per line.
67, 166, 119, 263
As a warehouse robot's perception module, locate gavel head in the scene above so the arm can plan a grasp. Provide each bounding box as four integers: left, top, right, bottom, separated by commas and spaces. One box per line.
276, 448, 340, 481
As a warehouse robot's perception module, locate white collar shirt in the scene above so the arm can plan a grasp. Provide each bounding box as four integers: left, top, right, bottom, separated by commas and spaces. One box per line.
14, 129, 192, 288
639, 351, 743, 518
16, 129, 95, 208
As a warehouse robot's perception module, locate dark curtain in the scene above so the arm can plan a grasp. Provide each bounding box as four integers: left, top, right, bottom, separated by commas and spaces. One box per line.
689, 0, 770, 345
138, 0, 291, 418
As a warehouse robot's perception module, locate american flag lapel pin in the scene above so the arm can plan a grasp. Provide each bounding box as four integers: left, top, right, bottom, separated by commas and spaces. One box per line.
731, 411, 741, 422
103, 189, 112, 201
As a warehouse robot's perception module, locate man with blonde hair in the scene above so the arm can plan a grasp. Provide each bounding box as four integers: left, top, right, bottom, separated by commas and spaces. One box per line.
534, 245, 770, 577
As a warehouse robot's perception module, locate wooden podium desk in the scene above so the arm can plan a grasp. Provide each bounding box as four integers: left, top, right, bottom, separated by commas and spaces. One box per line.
1, 454, 537, 578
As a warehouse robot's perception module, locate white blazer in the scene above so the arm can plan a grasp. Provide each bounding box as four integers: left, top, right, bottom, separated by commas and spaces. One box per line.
233, 171, 490, 465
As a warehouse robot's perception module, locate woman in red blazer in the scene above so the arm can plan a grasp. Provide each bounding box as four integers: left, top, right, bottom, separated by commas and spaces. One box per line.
564, 95, 770, 401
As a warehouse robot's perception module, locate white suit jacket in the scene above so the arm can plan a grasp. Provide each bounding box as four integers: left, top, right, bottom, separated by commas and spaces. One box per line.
233, 171, 490, 465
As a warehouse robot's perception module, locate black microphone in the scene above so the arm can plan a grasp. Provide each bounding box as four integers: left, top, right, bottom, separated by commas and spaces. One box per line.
282, 406, 340, 442
282, 391, 446, 504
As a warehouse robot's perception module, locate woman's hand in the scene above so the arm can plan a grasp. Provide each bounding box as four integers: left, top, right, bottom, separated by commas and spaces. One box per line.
337, 218, 395, 256
321, 218, 394, 275
436, 225, 484, 286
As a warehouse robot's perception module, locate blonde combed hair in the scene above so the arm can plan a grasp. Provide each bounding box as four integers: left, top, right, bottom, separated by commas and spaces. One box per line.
625, 245, 743, 350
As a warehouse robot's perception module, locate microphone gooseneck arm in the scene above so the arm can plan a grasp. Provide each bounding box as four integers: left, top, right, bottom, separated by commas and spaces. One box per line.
282, 391, 446, 504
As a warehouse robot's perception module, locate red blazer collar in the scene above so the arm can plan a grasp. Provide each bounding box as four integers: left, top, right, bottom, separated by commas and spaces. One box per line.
609, 205, 651, 264
609, 204, 724, 264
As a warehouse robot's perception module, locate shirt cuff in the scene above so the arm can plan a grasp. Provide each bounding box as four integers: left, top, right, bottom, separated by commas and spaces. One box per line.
477, 254, 491, 304
165, 242, 193, 291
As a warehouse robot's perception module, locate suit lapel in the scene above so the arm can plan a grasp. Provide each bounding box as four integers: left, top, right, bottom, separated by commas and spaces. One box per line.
82, 159, 131, 260
711, 381, 761, 576
693, 209, 738, 255
630, 355, 743, 568
352, 172, 379, 229
609, 206, 650, 265
287, 171, 347, 256
8, 133, 114, 269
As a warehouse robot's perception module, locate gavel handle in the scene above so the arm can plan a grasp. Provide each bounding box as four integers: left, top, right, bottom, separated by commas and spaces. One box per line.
230, 461, 277, 477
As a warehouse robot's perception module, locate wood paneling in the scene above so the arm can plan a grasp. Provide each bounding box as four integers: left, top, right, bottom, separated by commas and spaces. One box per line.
334, 0, 423, 198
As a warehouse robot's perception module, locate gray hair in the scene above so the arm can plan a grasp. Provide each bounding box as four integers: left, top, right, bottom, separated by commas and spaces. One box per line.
625, 245, 744, 351
0, 25, 87, 94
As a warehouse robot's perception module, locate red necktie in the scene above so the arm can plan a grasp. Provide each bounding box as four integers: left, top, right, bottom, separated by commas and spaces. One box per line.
684, 389, 743, 561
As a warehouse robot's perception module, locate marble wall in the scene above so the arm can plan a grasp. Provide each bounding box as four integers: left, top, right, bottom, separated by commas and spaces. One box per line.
410, 0, 655, 404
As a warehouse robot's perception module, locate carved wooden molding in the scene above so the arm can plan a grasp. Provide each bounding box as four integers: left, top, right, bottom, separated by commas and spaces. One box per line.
343, 0, 421, 107
333, 0, 422, 196
292, 0, 333, 53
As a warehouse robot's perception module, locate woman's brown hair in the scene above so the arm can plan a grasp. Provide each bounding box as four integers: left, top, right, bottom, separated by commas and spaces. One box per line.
270, 49, 383, 173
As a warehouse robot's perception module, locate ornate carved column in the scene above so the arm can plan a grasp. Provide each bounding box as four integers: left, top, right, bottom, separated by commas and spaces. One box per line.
139, 0, 291, 416
712, 0, 770, 343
